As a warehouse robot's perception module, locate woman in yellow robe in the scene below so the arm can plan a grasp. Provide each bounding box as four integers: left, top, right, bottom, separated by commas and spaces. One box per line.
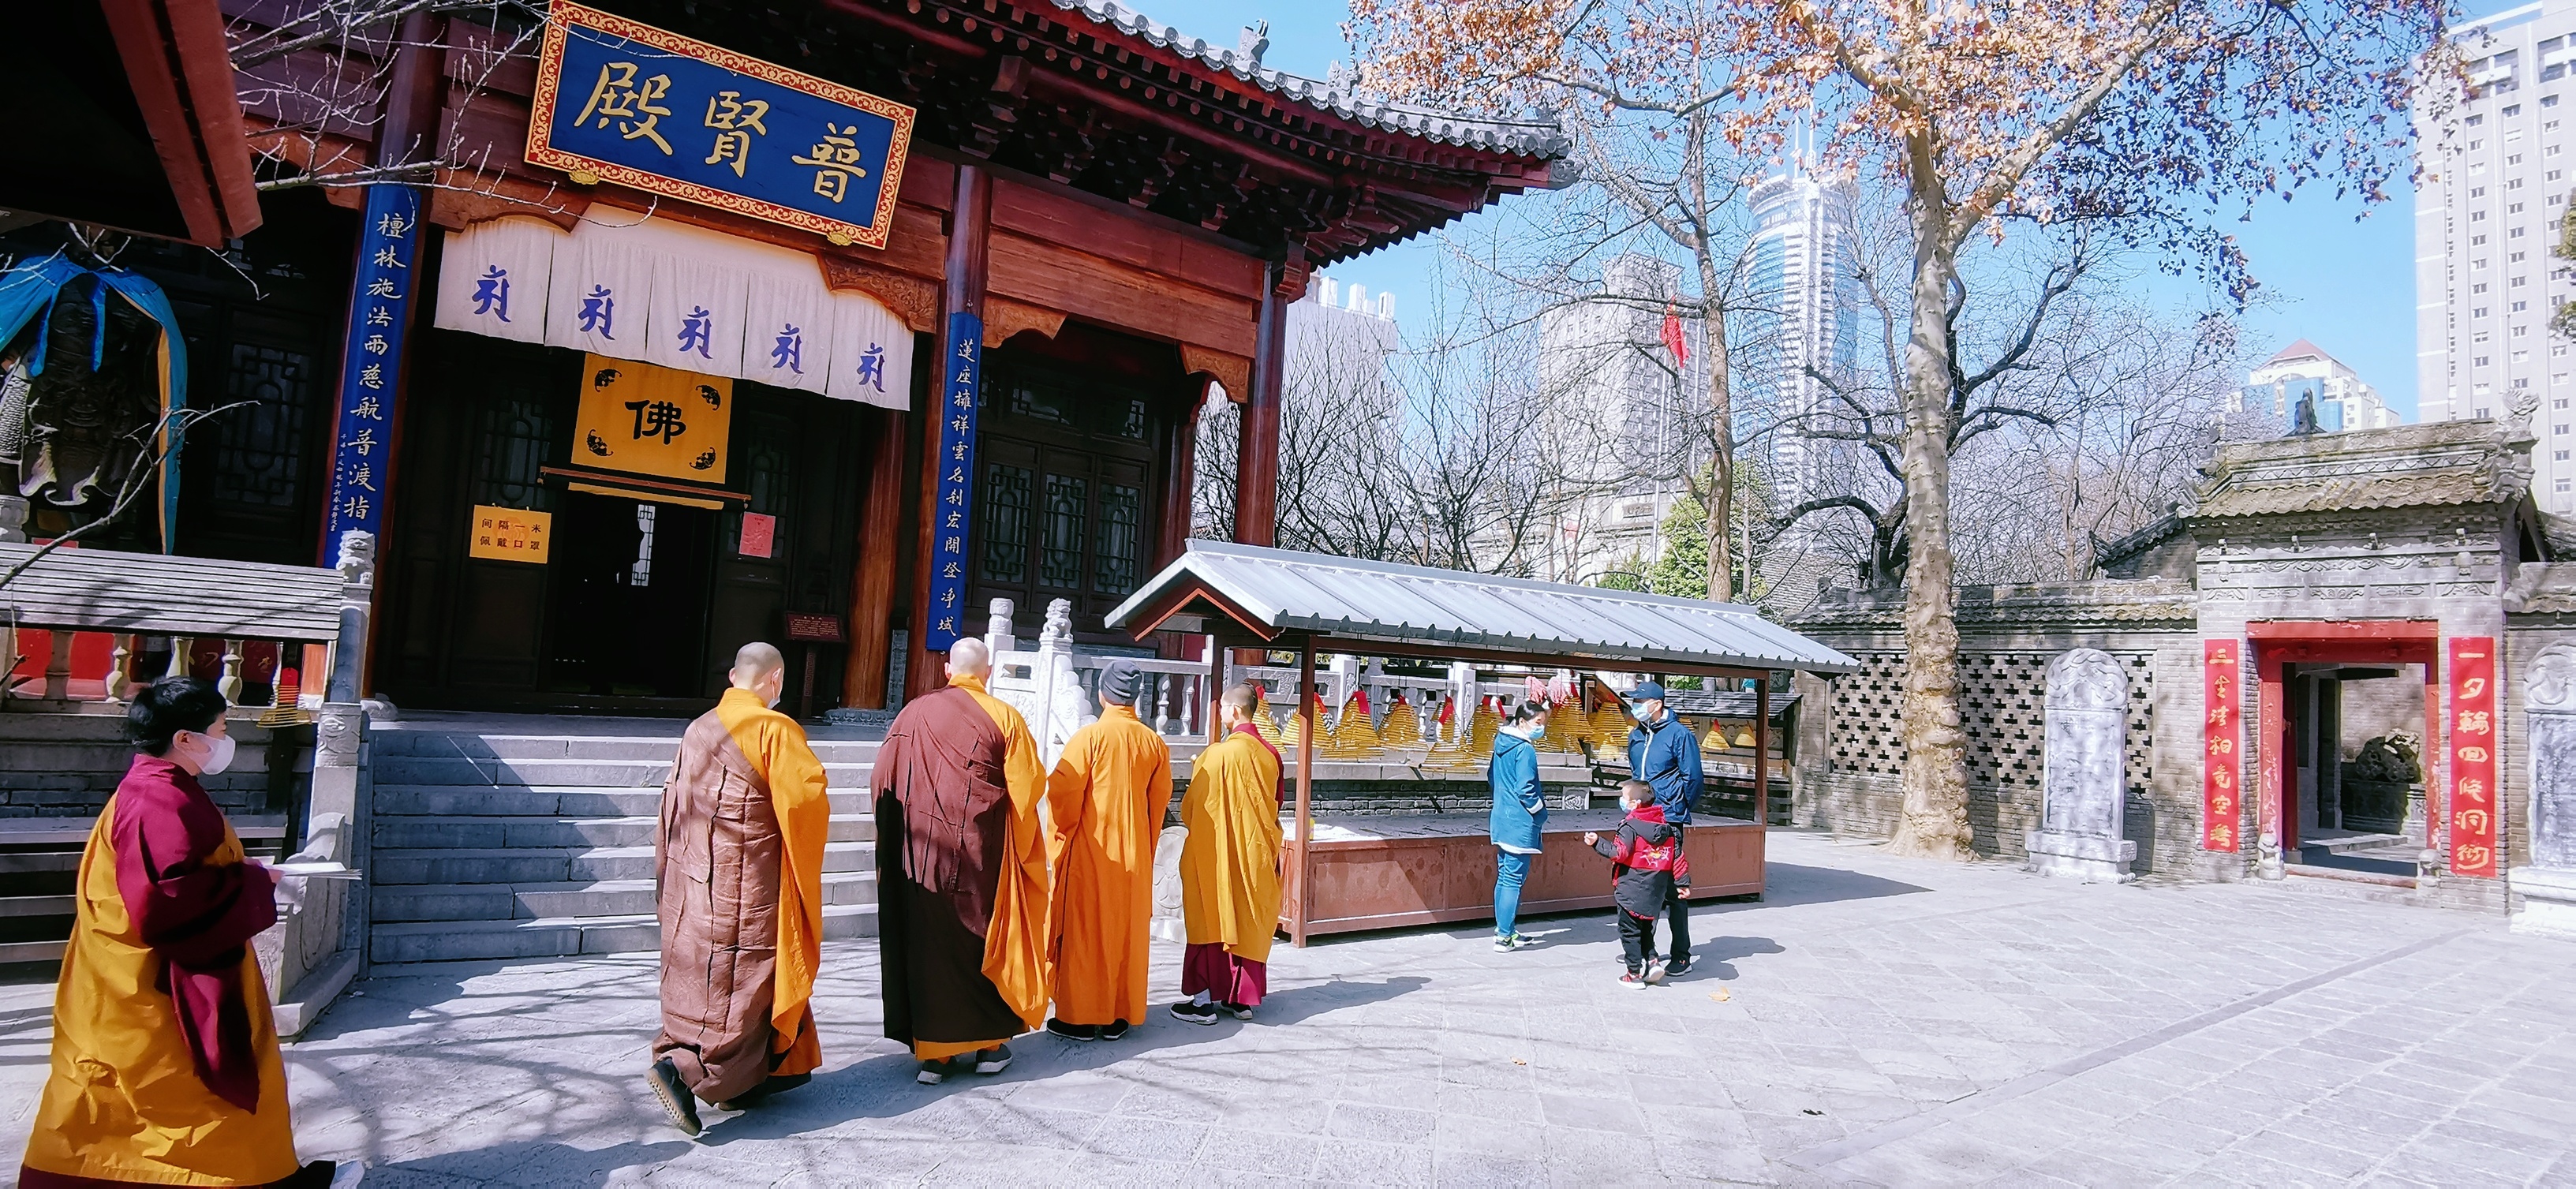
21, 677, 346, 1187
1171, 684, 1283, 1023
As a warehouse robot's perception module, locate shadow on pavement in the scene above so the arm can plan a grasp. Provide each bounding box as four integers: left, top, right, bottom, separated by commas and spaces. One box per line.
1745, 861, 1931, 907
367, 1138, 696, 1187
690, 974, 1430, 1147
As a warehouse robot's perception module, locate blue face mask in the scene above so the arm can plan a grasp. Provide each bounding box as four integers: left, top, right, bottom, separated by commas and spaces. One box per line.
1529, 723, 1546, 738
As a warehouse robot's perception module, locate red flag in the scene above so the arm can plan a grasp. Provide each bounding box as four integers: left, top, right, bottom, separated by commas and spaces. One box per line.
1661, 305, 1688, 368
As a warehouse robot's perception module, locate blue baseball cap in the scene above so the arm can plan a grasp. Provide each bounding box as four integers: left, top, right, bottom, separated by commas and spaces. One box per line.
1630, 681, 1666, 701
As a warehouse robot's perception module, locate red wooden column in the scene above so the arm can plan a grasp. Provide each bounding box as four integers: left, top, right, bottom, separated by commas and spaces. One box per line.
843, 406, 908, 709
1754, 679, 1770, 826
906, 163, 993, 701
1291, 635, 1316, 947
2256, 650, 2289, 877
1235, 261, 1288, 547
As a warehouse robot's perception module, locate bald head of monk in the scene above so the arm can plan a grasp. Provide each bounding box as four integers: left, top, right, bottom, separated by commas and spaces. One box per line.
731, 641, 787, 708
947, 637, 993, 684
1218, 682, 1263, 733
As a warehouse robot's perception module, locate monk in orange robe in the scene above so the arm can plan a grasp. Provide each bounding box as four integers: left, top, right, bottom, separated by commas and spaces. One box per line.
873, 637, 1049, 1084
645, 642, 831, 1137
1169, 683, 1284, 1024
21, 677, 350, 1187
1043, 659, 1172, 1041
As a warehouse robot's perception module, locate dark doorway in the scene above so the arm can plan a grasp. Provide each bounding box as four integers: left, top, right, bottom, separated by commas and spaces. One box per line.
543, 493, 717, 697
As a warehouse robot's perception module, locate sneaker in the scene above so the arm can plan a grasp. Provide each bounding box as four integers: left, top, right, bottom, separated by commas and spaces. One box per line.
1221, 1002, 1254, 1020
1101, 1019, 1131, 1041
1046, 1018, 1101, 1041
1493, 932, 1532, 952
916, 1060, 949, 1085
1662, 959, 1694, 978
1168, 1000, 1220, 1026
645, 1057, 703, 1137
973, 1045, 1014, 1075
1644, 959, 1668, 985
1620, 967, 1649, 988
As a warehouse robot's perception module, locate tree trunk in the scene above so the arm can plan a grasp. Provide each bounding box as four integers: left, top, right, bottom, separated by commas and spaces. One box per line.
1696, 264, 1734, 601
1886, 144, 1976, 861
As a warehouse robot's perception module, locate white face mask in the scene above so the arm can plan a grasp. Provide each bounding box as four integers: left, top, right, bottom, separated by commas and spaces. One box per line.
195, 732, 237, 776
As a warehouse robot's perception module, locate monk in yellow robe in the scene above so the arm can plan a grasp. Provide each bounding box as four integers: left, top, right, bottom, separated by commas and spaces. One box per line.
645, 642, 831, 1137
1170, 683, 1284, 1024
873, 637, 1049, 1084
22, 677, 350, 1187
1043, 659, 1172, 1041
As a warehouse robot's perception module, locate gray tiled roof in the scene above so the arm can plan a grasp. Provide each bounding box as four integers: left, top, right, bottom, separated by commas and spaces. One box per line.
2188, 420, 2537, 519
1105, 540, 1860, 675
1040, 0, 1572, 159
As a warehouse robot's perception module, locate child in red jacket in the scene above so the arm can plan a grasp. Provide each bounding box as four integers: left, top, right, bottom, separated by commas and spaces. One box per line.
1586, 780, 1691, 986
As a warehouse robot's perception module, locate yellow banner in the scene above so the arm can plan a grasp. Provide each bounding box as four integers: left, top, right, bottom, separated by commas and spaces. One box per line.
469, 505, 552, 563
573, 353, 731, 484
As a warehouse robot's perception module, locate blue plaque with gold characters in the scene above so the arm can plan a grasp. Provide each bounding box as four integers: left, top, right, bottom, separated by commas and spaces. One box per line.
527, 0, 915, 249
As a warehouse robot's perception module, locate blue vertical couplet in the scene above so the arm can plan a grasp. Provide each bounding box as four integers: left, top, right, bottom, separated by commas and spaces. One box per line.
922, 311, 982, 652
321, 185, 424, 566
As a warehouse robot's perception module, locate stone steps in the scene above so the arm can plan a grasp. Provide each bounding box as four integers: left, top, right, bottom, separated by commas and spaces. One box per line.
372, 813, 874, 850
371, 902, 879, 964
364, 720, 880, 965
374, 870, 879, 922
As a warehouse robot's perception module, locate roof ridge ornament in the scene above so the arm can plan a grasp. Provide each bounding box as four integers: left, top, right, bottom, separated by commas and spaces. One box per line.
1239, 21, 1270, 68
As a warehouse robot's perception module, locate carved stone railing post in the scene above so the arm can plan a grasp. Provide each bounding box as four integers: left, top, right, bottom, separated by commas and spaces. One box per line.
325, 533, 374, 704
102, 634, 133, 703
215, 638, 245, 704
985, 597, 1015, 660
2514, 643, 2576, 938
42, 630, 72, 701
165, 636, 191, 682
2026, 648, 2137, 883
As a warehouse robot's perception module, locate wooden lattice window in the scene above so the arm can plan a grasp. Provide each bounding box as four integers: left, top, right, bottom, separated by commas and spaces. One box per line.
1040, 473, 1087, 589
208, 344, 317, 510
1094, 481, 1140, 596
474, 393, 555, 511
980, 462, 1031, 584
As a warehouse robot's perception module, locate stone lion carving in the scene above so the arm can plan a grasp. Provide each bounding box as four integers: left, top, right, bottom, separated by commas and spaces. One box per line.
2530, 643, 2576, 712
2046, 648, 2129, 712
2350, 734, 2422, 783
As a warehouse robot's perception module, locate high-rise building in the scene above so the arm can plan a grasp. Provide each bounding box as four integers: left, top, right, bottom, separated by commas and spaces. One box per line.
1533, 254, 1705, 585
2415, 0, 2576, 510
2235, 339, 2400, 436
1740, 166, 1861, 510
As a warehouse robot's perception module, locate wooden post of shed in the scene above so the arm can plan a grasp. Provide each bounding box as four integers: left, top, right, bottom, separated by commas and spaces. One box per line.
1755, 678, 1770, 828
1206, 634, 1224, 741
1292, 634, 1316, 947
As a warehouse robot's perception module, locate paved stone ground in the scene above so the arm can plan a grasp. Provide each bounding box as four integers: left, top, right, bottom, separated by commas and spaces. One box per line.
4, 831, 2574, 1187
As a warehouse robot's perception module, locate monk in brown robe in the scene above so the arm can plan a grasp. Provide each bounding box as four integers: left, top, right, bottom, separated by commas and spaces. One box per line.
22, 677, 351, 1187
645, 643, 832, 1137
1043, 659, 1172, 1041
874, 637, 1050, 1085
1170, 683, 1284, 1024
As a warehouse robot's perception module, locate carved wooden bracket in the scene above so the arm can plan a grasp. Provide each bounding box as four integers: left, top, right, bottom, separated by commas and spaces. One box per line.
820, 255, 940, 334
1180, 344, 1252, 403
984, 297, 1068, 348
427, 173, 590, 232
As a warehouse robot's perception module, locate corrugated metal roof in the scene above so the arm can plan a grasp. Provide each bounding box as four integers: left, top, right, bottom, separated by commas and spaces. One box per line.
1039, 0, 1573, 159
1105, 541, 1859, 675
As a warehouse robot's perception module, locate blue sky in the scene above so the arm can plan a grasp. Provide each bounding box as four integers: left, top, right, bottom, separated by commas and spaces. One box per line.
1144, 0, 2519, 420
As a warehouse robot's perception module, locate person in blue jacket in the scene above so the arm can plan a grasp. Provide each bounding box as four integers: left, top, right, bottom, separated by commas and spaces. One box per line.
1486, 700, 1552, 952
1624, 682, 1702, 975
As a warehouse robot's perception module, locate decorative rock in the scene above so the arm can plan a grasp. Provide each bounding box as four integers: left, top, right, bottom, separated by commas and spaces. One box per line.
2513, 643, 2576, 938
2025, 648, 2138, 883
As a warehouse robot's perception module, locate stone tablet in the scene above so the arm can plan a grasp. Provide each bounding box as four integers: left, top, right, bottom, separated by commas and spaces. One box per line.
2026, 648, 2138, 882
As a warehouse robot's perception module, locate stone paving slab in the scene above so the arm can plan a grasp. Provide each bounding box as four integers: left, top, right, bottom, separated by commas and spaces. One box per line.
3, 832, 2574, 1186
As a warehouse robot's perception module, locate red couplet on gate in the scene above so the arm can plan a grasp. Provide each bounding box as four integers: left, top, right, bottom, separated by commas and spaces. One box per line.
2203, 640, 2241, 852
2448, 637, 2499, 877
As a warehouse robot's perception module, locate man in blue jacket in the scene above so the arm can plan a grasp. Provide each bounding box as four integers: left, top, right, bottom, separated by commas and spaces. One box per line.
1486, 701, 1551, 952
1624, 682, 1701, 974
